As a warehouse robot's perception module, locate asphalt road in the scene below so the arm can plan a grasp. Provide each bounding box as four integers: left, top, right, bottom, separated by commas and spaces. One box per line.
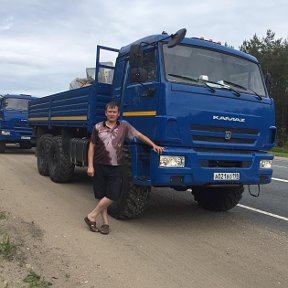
238, 157, 288, 231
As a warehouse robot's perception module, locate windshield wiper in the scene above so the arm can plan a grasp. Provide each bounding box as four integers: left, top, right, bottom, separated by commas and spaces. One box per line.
222, 80, 262, 100
203, 80, 240, 97
168, 73, 215, 92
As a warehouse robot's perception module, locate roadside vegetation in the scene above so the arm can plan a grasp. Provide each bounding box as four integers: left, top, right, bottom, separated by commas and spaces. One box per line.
271, 146, 288, 158
0, 236, 17, 261
23, 270, 52, 288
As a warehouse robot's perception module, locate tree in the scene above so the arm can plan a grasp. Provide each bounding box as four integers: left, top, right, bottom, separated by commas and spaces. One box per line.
240, 30, 288, 146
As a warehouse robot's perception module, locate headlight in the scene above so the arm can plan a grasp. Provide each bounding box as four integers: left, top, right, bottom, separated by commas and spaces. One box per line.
259, 160, 272, 169
159, 155, 185, 167
1, 130, 10, 135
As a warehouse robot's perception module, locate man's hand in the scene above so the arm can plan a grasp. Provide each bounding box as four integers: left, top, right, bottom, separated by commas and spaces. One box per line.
152, 145, 164, 154
87, 166, 94, 177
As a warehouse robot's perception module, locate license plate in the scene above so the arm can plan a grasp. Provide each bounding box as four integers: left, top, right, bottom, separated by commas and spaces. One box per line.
21, 136, 31, 140
213, 172, 240, 181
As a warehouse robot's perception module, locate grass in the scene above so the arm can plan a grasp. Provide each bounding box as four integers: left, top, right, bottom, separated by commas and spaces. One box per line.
0, 236, 17, 260
23, 270, 52, 287
271, 146, 288, 158
0, 211, 7, 220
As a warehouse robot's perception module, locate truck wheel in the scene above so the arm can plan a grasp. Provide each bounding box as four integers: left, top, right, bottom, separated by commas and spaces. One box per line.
37, 134, 53, 175
48, 135, 75, 183
20, 142, 32, 149
108, 146, 151, 219
0, 142, 5, 153
192, 185, 244, 212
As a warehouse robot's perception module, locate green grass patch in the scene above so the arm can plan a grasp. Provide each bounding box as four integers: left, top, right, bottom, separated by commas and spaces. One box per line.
0, 211, 7, 220
0, 236, 17, 260
23, 270, 52, 287
271, 146, 288, 158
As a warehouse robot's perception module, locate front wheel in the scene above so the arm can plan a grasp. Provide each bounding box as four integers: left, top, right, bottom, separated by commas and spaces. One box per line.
192, 185, 244, 212
20, 142, 32, 149
108, 146, 150, 219
0, 142, 5, 153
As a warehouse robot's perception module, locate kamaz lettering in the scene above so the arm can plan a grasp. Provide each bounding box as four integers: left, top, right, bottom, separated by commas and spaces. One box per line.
213, 115, 245, 122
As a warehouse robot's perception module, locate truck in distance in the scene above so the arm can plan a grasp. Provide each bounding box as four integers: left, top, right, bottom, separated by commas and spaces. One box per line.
0, 94, 35, 153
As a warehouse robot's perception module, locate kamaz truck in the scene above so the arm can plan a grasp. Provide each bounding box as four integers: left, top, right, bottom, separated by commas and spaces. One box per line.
28, 29, 276, 219
0, 94, 35, 153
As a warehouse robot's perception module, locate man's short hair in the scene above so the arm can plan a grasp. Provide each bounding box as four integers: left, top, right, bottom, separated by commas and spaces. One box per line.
105, 101, 119, 111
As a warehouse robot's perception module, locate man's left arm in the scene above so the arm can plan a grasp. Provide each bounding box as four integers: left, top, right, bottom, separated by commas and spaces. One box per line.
135, 131, 164, 154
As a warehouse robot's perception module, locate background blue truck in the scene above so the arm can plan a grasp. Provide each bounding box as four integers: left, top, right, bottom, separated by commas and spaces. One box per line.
0, 94, 35, 153
28, 29, 276, 219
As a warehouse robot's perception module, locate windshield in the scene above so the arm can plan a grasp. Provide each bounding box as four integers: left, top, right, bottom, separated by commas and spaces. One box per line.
163, 44, 267, 97
4, 98, 30, 111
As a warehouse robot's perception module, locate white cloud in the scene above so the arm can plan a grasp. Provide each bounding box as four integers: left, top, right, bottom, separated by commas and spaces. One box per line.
0, 0, 288, 96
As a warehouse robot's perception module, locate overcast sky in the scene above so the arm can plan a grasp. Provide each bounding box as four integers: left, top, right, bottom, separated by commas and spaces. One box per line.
1, 0, 287, 97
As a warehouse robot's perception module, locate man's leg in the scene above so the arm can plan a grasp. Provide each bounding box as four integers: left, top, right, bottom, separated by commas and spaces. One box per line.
88, 196, 113, 222
100, 207, 109, 225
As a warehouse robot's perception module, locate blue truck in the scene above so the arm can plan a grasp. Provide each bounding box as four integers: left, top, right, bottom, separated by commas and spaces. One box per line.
28, 29, 276, 218
0, 94, 35, 153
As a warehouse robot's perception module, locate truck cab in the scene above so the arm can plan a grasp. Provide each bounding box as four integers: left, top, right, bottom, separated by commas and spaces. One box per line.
0, 94, 35, 153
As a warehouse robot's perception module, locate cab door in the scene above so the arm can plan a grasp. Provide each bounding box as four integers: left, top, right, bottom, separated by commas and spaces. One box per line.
121, 48, 159, 138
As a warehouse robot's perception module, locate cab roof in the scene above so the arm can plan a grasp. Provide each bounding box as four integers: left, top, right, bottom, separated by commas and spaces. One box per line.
119, 34, 258, 63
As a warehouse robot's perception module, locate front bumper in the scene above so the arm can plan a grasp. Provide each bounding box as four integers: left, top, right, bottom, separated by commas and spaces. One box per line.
150, 147, 273, 187
0, 129, 32, 143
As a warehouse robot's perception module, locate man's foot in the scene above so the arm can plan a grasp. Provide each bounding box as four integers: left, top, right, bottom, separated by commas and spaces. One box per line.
99, 224, 110, 235
84, 217, 99, 232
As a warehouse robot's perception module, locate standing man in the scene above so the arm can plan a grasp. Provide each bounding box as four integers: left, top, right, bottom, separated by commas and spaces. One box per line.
84, 101, 164, 234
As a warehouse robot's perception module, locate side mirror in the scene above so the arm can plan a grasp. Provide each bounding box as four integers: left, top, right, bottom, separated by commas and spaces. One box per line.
130, 67, 147, 83
167, 28, 187, 48
265, 73, 272, 95
129, 44, 144, 68
129, 45, 147, 83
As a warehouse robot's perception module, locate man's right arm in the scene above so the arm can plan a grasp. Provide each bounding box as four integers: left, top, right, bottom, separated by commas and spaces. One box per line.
87, 142, 95, 177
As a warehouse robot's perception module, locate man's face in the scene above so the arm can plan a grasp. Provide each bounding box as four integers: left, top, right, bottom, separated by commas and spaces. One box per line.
105, 106, 120, 123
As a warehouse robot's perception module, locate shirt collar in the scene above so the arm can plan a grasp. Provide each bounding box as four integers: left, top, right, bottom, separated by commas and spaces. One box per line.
103, 120, 120, 129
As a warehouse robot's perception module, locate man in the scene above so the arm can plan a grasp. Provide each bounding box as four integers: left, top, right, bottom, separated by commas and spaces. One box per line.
84, 101, 164, 234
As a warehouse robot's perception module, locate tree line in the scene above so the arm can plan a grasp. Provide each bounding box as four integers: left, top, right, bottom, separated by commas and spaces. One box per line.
239, 30, 288, 147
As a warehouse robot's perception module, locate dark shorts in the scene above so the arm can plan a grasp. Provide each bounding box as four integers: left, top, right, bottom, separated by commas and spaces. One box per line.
93, 164, 123, 201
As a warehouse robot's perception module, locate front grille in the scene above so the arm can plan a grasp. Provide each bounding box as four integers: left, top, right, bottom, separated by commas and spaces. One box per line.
191, 125, 258, 145
193, 135, 255, 144
192, 125, 258, 134
14, 122, 29, 128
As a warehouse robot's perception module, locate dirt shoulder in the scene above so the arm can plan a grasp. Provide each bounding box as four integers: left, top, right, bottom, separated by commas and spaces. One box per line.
0, 209, 81, 287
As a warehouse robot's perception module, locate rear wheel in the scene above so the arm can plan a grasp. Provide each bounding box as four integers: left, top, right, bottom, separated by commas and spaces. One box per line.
48, 135, 75, 183
108, 146, 150, 219
0, 142, 5, 153
192, 185, 244, 211
37, 134, 53, 175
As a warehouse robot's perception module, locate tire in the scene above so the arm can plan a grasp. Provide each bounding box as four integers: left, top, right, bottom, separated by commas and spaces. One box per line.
37, 134, 53, 176
0, 142, 5, 153
19, 142, 32, 149
108, 146, 151, 219
192, 185, 244, 212
48, 135, 75, 183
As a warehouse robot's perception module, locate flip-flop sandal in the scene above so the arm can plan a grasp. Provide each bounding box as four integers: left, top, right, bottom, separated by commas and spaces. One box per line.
84, 217, 99, 232
99, 224, 110, 235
